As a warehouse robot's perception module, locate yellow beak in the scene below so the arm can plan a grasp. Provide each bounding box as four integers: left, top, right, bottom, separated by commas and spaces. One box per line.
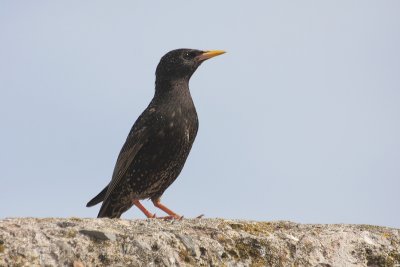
196, 50, 226, 61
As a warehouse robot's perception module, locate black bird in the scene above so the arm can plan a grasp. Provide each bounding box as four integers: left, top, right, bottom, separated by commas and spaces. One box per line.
86, 49, 225, 218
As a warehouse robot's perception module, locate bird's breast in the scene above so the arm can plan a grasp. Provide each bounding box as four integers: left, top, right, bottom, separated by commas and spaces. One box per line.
164, 110, 197, 142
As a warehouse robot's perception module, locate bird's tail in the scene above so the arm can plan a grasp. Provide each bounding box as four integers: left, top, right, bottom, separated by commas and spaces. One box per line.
86, 186, 108, 207
97, 198, 132, 218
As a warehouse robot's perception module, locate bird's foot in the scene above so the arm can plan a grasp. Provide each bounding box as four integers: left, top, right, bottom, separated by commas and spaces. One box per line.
151, 199, 183, 219
135, 199, 203, 220
155, 214, 183, 220
156, 214, 203, 220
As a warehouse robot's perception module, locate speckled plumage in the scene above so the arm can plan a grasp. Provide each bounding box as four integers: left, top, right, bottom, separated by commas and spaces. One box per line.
86, 49, 225, 218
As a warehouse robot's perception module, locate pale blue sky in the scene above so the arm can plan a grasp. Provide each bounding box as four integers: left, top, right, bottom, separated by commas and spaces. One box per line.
1, 1, 399, 228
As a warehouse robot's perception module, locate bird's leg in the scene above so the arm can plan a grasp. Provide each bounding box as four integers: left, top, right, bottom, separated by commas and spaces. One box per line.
152, 199, 183, 220
132, 200, 156, 218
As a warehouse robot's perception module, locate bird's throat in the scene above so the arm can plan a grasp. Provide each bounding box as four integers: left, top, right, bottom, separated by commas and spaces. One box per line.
155, 78, 191, 99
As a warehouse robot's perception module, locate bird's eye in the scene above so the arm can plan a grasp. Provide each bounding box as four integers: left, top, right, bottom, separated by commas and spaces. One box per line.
184, 51, 196, 60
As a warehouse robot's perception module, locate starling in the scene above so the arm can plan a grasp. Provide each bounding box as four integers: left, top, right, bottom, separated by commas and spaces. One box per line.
86, 49, 225, 218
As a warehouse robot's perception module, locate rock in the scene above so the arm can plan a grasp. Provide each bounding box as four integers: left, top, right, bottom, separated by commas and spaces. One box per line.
0, 218, 399, 266
176, 234, 197, 257
78, 230, 117, 241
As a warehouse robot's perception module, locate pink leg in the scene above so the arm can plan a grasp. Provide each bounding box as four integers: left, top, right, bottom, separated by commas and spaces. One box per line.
152, 199, 183, 220
133, 200, 156, 218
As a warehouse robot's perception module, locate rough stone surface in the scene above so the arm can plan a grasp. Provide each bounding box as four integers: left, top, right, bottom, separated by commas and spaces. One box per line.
0, 218, 399, 266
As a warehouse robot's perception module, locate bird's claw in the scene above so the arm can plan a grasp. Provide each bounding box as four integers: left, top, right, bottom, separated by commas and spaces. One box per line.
155, 215, 183, 220
154, 214, 203, 220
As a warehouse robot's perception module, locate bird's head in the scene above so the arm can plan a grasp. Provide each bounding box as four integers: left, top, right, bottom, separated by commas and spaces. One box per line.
155, 49, 225, 85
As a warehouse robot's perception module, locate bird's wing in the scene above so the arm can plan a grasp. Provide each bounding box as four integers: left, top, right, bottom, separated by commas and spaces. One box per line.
102, 123, 149, 203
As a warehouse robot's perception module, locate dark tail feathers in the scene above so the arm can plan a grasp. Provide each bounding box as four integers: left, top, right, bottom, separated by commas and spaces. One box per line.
97, 198, 130, 218
86, 186, 108, 207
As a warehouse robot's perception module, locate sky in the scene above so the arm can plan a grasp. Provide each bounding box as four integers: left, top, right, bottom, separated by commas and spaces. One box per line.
1, 1, 399, 228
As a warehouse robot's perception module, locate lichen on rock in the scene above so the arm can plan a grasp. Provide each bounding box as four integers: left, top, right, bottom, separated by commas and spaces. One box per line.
0, 218, 399, 266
